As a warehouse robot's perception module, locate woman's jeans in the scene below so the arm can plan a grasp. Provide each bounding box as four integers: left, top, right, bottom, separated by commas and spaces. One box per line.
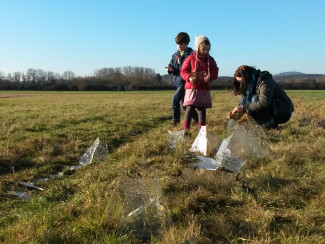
239, 95, 292, 127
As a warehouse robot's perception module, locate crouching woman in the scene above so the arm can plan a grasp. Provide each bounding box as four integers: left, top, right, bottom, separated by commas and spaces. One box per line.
227, 65, 294, 129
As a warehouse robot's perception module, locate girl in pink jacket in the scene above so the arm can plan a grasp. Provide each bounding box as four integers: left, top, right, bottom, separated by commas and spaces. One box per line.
180, 36, 219, 130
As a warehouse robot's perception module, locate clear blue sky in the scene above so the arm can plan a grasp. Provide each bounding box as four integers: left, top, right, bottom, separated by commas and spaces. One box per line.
0, 0, 324, 77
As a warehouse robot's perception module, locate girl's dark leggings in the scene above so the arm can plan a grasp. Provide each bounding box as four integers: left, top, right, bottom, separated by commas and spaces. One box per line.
184, 105, 206, 129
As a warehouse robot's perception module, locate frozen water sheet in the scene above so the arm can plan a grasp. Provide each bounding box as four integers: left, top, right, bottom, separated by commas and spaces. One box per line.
8, 138, 108, 199
190, 126, 208, 156
112, 176, 171, 242
190, 155, 222, 170
227, 115, 270, 157
168, 130, 184, 150
188, 116, 269, 173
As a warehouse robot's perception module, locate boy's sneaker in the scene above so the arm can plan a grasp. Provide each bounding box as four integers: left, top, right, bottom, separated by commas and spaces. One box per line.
172, 119, 180, 126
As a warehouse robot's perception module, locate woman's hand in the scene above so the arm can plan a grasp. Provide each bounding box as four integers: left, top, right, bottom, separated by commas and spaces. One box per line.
227, 105, 243, 120
227, 112, 232, 120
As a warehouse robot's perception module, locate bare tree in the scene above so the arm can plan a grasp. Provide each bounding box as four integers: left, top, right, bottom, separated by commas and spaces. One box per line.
62, 71, 76, 81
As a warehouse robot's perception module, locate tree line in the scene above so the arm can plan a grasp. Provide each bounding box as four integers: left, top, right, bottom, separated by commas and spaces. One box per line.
0, 67, 168, 91
0, 67, 324, 90
277, 76, 325, 90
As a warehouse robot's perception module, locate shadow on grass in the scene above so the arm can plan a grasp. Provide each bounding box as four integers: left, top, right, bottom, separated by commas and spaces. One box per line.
259, 176, 296, 192
26, 125, 47, 132
187, 197, 228, 214
269, 215, 294, 232
106, 115, 173, 153
54, 115, 112, 130
0, 159, 37, 176
44, 184, 77, 203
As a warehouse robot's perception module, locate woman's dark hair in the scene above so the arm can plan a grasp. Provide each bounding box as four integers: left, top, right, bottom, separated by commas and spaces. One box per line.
175, 32, 190, 45
233, 65, 255, 95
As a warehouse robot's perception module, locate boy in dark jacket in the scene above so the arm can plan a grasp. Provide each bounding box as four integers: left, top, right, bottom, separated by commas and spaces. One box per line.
167, 32, 198, 126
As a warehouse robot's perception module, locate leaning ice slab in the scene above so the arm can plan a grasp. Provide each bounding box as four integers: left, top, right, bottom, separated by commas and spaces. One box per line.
190, 126, 208, 156
227, 116, 269, 157
215, 135, 245, 173
69, 138, 108, 171
189, 116, 268, 173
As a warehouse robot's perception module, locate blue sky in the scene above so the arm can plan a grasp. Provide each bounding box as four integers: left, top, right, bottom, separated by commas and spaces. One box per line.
0, 0, 324, 77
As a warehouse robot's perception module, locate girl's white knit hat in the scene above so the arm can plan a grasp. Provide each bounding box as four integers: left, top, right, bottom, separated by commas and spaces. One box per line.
194, 36, 209, 51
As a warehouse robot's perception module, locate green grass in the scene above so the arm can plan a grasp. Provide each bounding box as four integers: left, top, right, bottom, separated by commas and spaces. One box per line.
0, 90, 324, 243
286, 90, 325, 98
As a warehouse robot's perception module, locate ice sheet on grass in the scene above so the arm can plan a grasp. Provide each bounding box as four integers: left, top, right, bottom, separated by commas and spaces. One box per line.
113, 177, 170, 242
69, 138, 108, 171
189, 116, 268, 173
213, 116, 269, 173
79, 137, 108, 165
37, 172, 64, 183
227, 116, 269, 157
190, 126, 207, 155
18, 182, 44, 191
8, 138, 108, 199
168, 130, 184, 150
215, 135, 245, 173
190, 135, 244, 173
190, 126, 221, 157
190, 155, 222, 170
6, 190, 31, 199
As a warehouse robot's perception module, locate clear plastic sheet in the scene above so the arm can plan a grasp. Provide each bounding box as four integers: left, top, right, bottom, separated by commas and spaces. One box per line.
112, 177, 170, 242
168, 130, 184, 150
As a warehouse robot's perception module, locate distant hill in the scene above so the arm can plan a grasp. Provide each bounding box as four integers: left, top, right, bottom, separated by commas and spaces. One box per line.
274, 71, 323, 78
273, 71, 324, 83
273, 71, 325, 89
274, 71, 304, 76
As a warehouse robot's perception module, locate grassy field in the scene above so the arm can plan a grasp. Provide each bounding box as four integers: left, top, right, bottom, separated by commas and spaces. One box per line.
0, 90, 324, 243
